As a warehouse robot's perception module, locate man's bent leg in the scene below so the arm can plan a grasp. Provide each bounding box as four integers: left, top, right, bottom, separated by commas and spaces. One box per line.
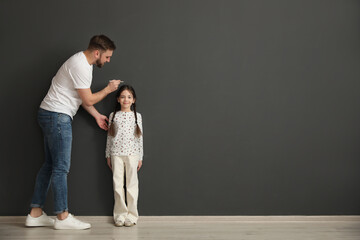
26, 109, 57, 226
30, 109, 55, 215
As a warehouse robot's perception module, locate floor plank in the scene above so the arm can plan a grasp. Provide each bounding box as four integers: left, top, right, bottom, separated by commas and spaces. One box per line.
1, 216, 359, 240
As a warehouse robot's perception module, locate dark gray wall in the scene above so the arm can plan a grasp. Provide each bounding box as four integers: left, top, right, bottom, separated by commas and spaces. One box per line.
1, 0, 359, 216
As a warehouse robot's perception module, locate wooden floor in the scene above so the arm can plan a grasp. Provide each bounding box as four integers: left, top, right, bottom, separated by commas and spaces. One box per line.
1, 216, 360, 240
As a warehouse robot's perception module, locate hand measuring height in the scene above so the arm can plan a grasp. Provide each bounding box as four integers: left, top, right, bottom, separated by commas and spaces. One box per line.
108, 80, 123, 92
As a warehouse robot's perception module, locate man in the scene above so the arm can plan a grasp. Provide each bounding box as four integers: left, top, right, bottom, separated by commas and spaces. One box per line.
25, 35, 121, 230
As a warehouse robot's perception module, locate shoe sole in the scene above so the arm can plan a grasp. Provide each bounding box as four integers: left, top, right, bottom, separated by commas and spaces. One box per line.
25, 224, 53, 227
25, 222, 54, 227
54, 226, 91, 230
125, 224, 136, 227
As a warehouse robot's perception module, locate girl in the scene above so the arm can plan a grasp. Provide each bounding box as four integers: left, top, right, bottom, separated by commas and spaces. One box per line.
105, 85, 143, 227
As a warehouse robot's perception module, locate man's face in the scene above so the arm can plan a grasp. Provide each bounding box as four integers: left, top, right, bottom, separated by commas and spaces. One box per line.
96, 50, 113, 68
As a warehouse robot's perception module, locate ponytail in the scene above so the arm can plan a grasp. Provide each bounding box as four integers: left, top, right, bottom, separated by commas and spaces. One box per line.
132, 103, 142, 138
108, 102, 121, 137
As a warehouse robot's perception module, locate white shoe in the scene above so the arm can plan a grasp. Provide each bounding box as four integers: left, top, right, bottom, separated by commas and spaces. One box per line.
115, 219, 124, 227
25, 211, 54, 227
124, 219, 136, 227
54, 213, 91, 230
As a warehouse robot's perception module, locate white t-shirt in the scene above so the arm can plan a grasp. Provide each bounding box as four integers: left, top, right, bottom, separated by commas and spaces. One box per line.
40, 51, 93, 118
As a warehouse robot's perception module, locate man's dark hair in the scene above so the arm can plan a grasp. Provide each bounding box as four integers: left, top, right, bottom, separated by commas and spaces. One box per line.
87, 35, 116, 52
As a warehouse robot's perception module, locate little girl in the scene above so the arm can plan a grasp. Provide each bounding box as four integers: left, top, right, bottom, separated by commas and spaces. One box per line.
105, 84, 143, 227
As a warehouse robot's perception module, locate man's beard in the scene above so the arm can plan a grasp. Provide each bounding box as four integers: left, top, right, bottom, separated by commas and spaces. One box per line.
96, 59, 104, 68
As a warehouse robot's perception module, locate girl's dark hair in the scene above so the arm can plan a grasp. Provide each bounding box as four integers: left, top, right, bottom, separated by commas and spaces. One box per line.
108, 85, 142, 138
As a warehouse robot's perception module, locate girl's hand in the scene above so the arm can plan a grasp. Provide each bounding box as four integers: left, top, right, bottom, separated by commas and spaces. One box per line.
107, 157, 112, 170
137, 161, 142, 171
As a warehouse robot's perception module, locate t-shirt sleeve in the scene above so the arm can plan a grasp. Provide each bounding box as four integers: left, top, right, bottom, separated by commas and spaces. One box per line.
69, 63, 92, 89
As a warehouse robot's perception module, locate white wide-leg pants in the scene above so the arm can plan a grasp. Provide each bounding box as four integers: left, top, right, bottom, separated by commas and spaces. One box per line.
111, 155, 140, 223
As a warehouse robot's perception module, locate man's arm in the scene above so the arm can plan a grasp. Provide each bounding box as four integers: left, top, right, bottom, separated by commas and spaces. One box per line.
82, 104, 109, 130
77, 80, 121, 106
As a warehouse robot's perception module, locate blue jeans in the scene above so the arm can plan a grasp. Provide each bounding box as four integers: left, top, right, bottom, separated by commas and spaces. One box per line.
30, 108, 72, 214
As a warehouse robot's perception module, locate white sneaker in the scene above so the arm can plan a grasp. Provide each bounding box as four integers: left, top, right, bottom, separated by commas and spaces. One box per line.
54, 213, 91, 230
124, 219, 136, 227
25, 211, 54, 227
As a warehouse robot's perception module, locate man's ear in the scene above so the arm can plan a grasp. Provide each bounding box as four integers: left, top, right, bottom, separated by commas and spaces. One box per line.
94, 50, 100, 59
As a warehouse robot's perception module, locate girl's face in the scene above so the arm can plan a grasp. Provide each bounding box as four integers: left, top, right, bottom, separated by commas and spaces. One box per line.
118, 90, 135, 111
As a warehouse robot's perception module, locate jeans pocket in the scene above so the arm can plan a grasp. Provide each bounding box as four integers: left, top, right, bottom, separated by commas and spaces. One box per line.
58, 113, 71, 124
38, 110, 53, 130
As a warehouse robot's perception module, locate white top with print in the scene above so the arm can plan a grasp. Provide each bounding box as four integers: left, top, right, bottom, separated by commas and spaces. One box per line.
105, 111, 143, 160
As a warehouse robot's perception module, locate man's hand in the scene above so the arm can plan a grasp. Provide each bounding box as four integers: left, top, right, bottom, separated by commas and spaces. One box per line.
137, 161, 143, 171
107, 80, 123, 93
96, 114, 109, 130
